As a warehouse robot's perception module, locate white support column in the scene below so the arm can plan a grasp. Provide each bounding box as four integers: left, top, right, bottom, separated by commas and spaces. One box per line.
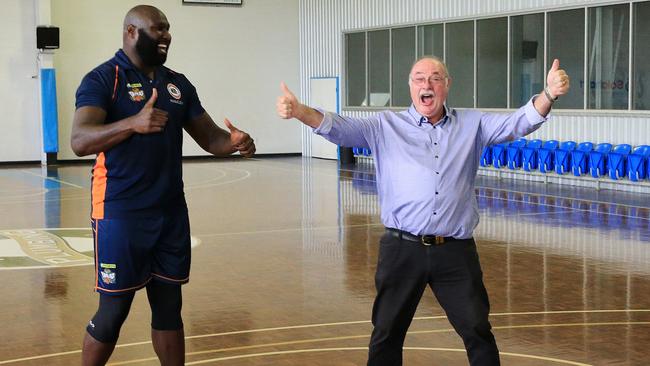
35, 0, 58, 165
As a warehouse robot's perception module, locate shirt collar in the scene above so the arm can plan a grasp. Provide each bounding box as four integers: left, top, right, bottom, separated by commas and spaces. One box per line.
408, 104, 451, 127
115, 49, 135, 70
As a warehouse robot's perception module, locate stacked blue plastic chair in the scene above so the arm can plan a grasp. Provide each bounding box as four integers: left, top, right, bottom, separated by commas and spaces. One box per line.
363, 148, 372, 157
522, 139, 542, 172
506, 138, 527, 170
538, 140, 559, 173
589, 143, 612, 178
554, 141, 576, 175
627, 145, 650, 181
571, 142, 593, 176
607, 144, 632, 180
480, 146, 492, 167
492, 143, 508, 168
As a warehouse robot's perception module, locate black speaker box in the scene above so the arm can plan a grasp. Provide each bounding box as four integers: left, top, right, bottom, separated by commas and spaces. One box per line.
37, 26, 60, 50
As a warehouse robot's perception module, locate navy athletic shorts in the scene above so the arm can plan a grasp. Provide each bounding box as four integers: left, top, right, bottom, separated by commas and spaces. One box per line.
91, 210, 191, 295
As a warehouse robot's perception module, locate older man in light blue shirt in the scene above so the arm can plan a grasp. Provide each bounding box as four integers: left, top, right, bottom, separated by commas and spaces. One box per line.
277, 56, 570, 366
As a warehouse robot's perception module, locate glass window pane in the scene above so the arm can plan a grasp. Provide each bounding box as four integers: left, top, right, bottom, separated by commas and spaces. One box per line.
588, 4, 629, 110
634, 1, 650, 110
417, 24, 443, 58
477, 17, 507, 108
548, 9, 585, 109
446, 21, 474, 108
392, 27, 416, 107
368, 30, 390, 107
510, 13, 545, 107
345, 32, 366, 107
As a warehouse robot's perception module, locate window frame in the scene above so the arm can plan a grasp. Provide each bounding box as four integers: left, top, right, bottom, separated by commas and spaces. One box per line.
342, 1, 650, 115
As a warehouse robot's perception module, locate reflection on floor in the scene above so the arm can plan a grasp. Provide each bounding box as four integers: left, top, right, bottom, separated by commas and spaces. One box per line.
0, 156, 648, 365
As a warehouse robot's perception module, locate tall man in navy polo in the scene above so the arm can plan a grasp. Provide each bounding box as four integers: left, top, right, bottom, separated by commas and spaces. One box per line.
71, 5, 255, 366
277, 57, 570, 365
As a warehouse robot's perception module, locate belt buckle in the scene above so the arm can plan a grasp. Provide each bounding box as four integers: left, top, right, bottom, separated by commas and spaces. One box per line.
421, 235, 444, 246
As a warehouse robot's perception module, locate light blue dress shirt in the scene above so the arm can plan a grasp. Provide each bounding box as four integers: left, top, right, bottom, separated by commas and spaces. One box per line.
314, 98, 548, 238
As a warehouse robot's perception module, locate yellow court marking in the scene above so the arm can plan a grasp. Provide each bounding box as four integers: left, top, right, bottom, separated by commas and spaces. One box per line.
179, 347, 591, 365
2, 309, 649, 365
107, 321, 650, 365
185, 169, 251, 190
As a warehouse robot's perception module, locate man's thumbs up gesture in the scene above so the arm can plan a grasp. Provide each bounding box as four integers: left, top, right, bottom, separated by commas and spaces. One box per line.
224, 118, 256, 157
276, 82, 301, 120
545, 59, 570, 101
276, 82, 325, 128
132, 88, 169, 134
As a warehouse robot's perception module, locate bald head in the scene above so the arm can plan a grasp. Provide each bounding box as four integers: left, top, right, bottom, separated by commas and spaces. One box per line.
409, 56, 449, 80
123, 5, 165, 31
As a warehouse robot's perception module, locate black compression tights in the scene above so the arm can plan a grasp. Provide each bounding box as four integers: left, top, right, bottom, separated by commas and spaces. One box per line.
146, 280, 183, 330
86, 281, 183, 343
86, 292, 135, 343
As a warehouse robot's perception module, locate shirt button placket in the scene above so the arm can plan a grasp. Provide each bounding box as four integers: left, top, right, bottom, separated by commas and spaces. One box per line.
432, 129, 440, 218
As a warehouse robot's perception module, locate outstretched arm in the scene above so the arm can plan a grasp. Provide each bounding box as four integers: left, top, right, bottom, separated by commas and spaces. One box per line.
184, 112, 255, 157
480, 59, 571, 146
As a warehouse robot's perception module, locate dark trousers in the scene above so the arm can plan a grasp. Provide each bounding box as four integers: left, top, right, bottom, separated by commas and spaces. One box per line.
367, 231, 500, 366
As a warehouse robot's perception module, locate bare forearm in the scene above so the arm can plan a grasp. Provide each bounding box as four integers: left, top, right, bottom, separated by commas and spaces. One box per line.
206, 127, 236, 156
71, 118, 135, 156
294, 103, 324, 128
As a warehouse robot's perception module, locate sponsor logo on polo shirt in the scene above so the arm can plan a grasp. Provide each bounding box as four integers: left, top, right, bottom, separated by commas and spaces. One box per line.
127, 83, 145, 102
167, 83, 181, 100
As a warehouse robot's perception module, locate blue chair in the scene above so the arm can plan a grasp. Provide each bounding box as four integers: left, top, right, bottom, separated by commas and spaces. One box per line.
538, 140, 559, 173
492, 143, 508, 169
506, 138, 527, 170
480, 146, 492, 167
362, 148, 372, 156
352, 147, 361, 156
554, 141, 576, 175
571, 142, 593, 176
627, 145, 650, 181
589, 143, 612, 178
522, 139, 543, 172
608, 144, 632, 180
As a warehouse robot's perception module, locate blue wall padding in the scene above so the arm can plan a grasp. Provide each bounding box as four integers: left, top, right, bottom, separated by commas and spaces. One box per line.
40, 68, 59, 153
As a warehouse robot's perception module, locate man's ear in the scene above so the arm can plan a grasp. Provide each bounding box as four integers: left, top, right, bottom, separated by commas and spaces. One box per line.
126, 24, 138, 40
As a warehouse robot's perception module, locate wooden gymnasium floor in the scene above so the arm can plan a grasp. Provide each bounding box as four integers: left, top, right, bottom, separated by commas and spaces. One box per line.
0, 156, 649, 365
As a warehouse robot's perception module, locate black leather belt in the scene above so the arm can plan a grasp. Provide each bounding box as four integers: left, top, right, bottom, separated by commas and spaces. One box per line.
386, 228, 455, 246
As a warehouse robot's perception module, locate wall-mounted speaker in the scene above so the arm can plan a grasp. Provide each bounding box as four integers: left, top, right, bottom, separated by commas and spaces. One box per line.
37, 26, 60, 50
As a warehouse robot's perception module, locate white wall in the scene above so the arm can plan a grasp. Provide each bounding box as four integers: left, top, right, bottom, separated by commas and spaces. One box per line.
0, 0, 41, 162
52, 0, 301, 160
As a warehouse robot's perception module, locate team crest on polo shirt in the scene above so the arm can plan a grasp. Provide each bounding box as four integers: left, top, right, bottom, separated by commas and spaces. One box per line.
127, 83, 145, 102
100, 263, 117, 284
167, 83, 181, 100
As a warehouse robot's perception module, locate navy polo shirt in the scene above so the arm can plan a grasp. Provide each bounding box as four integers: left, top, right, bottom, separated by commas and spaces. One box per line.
75, 49, 205, 219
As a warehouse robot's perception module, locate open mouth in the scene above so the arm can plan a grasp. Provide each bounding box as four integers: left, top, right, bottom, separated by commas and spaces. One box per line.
420, 92, 434, 105
158, 44, 168, 54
